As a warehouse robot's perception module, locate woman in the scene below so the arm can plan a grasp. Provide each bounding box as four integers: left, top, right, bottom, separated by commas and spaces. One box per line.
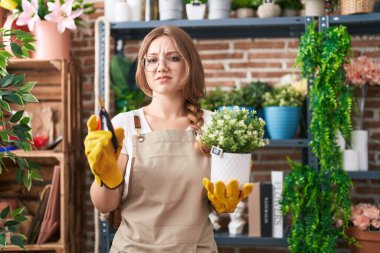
85, 26, 252, 252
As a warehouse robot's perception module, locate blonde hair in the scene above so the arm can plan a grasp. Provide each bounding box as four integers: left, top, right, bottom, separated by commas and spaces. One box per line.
136, 26, 209, 156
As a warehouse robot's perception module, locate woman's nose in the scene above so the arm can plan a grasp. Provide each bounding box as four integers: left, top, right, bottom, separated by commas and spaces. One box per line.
156, 57, 168, 72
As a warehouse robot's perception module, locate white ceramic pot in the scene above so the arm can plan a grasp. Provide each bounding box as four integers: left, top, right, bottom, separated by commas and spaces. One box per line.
159, 0, 183, 20
343, 149, 360, 171
208, 0, 230, 19
113, 1, 131, 22
257, 3, 281, 18
352, 130, 368, 171
128, 0, 142, 21
211, 152, 251, 188
186, 3, 206, 20
236, 8, 255, 18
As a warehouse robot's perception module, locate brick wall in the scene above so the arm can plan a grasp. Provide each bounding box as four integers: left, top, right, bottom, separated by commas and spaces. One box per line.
71, 4, 380, 253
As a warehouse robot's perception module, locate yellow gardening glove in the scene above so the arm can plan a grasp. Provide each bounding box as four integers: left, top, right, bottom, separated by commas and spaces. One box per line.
203, 178, 253, 213
0, 0, 18, 10
84, 115, 125, 189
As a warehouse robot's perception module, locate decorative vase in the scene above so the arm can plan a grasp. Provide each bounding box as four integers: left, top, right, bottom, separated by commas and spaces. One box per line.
186, 3, 206, 20
346, 227, 380, 253
210, 152, 251, 188
236, 8, 255, 18
158, 0, 183, 20
32, 21, 70, 60
352, 130, 368, 171
257, 3, 281, 18
208, 0, 230, 19
343, 149, 359, 171
263, 106, 301, 139
113, 1, 131, 22
304, 0, 325, 16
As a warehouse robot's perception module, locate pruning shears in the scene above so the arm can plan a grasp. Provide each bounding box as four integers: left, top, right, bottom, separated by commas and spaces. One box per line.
96, 96, 118, 153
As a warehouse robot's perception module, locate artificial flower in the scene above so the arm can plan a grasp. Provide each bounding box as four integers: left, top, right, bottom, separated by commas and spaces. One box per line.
15, 0, 40, 32
344, 56, 380, 86
350, 203, 380, 231
45, 0, 83, 33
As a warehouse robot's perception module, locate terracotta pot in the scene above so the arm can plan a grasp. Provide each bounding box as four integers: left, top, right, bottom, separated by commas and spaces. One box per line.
33, 20, 71, 60
346, 227, 380, 253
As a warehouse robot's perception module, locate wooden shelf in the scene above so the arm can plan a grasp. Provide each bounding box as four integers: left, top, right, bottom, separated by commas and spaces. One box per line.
8, 59, 63, 71
11, 150, 64, 159
3, 242, 63, 251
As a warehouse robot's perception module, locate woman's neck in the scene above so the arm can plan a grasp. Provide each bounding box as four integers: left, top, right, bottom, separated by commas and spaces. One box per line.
145, 93, 186, 120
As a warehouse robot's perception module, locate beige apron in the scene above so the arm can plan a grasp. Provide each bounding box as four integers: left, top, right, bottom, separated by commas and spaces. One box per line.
109, 116, 218, 253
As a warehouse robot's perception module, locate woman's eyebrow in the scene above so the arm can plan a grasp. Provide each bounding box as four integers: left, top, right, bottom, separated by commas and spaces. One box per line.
146, 51, 179, 56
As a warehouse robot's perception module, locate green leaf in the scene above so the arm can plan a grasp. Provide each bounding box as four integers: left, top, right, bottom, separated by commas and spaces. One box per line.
0, 131, 9, 141
0, 74, 14, 88
3, 93, 24, 106
21, 93, 38, 103
10, 234, 25, 248
0, 99, 11, 112
23, 173, 32, 191
30, 169, 43, 181
10, 110, 24, 123
13, 75, 25, 86
11, 207, 24, 217
20, 116, 30, 125
0, 234, 6, 247
4, 220, 19, 227
0, 206, 10, 219
20, 82, 36, 92
10, 43, 23, 58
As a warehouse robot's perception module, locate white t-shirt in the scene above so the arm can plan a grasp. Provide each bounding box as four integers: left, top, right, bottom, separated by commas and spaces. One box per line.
111, 108, 213, 200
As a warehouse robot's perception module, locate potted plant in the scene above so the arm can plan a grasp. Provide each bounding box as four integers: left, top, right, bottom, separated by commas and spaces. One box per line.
262, 85, 305, 139
185, 0, 207, 20
304, 0, 325, 16
200, 87, 228, 111
197, 106, 267, 187
344, 56, 380, 171
282, 23, 354, 252
231, 0, 261, 18
257, 0, 281, 18
0, 27, 41, 247
275, 0, 302, 16
346, 203, 380, 253
7, 0, 94, 60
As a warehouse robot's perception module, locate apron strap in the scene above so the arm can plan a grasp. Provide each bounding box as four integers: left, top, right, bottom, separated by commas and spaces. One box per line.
134, 115, 145, 142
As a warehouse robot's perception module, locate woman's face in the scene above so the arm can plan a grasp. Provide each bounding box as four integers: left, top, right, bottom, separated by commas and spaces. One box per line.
143, 35, 186, 96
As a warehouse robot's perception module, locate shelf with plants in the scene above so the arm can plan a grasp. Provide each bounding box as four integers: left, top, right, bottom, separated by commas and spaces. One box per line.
94, 12, 380, 252
1, 60, 83, 253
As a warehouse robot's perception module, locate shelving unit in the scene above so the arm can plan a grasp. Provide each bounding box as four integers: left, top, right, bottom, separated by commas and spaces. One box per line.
95, 13, 380, 252
0, 60, 83, 253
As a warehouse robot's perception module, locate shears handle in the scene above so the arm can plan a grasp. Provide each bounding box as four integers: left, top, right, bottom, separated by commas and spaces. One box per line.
97, 108, 118, 153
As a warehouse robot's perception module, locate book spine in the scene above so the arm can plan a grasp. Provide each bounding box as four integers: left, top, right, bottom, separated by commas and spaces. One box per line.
260, 182, 272, 237
271, 171, 284, 238
248, 182, 261, 237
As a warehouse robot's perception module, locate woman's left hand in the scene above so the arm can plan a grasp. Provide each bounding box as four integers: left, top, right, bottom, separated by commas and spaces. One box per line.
203, 178, 253, 213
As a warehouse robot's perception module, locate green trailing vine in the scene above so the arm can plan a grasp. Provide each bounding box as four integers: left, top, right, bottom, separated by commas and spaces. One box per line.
281, 23, 355, 252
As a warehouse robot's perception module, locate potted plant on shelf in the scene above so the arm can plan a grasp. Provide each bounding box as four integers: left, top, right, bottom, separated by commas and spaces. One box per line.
282, 22, 354, 253
4, 0, 94, 60
262, 84, 305, 139
196, 107, 267, 187
257, 0, 281, 18
159, 0, 183, 20
200, 87, 228, 111
231, 0, 261, 18
0, 27, 41, 247
208, 0, 230, 19
304, 0, 325, 16
344, 55, 380, 172
275, 0, 302, 16
185, 0, 207, 20
346, 203, 380, 253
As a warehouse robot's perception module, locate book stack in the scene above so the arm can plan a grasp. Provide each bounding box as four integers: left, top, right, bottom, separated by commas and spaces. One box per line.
248, 171, 284, 238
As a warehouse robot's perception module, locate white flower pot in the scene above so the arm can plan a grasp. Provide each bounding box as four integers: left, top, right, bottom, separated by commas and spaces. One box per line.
208, 0, 230, 19
352, 130, 368, 171
186, 3, 206, 20
159, 0, 183, 20
236, 8, 255, 18
304, 0, 325, 16
211, 152, 251, 188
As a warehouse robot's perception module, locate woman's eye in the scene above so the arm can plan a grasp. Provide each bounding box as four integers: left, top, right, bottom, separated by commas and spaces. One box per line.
146, 58, 158, 64
168, 56, 182, 62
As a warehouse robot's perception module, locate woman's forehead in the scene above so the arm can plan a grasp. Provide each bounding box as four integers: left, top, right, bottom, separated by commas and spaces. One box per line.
147, 35, 178, 54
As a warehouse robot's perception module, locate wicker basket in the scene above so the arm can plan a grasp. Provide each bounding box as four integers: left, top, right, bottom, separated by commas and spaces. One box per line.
341, 0, 376, 15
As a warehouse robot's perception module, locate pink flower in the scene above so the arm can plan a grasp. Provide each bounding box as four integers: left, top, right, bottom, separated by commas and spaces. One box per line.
345, 56, 380, 86
352, 214, 371, 230
44, 0, 83, 33
372, 220, 380, 229
350, 203, 380, 231
16, 0, 40, 32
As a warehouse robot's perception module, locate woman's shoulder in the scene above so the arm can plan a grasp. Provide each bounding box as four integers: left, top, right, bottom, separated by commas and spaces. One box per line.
111, 109, 142, 128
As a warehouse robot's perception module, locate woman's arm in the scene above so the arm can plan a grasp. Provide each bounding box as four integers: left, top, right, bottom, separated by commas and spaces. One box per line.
90, 153, 129, 213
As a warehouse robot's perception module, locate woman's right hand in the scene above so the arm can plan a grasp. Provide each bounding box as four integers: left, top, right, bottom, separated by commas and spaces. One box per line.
84, 115, 125, 189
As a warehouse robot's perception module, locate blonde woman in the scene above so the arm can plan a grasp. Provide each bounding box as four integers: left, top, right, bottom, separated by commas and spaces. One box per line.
85, 26, 252, 252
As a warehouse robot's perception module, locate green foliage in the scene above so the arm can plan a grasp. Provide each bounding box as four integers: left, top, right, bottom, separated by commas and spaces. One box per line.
263, 85, 305, 107
200, 87, 228, 111
0, 28, 40, 248
275, 0, 303, 10
231, 0, 262, 10
184, 0, 207, 4
282, 23, 354, 252
197, 107, 268, 153
230, 82, 272, 109
110, 55, 147, 113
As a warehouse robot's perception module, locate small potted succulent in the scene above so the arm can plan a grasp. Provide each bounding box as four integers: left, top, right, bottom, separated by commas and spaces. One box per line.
231, 0, 262, 18
275, 0, 302, 16
185, 0, 207, 20
197, 107, 268, 188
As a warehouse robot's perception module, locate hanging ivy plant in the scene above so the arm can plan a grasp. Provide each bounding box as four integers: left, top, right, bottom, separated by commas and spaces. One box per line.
281, 22, 355, 253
